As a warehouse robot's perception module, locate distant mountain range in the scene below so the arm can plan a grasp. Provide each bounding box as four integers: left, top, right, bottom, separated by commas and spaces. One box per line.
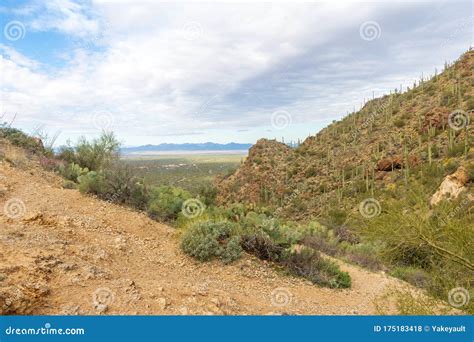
121, 142, 252, 154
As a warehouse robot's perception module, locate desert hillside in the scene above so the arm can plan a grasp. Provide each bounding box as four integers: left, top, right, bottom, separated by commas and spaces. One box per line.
215, 50, 473, 314
0, 141, 441, 315
217, 49, 473, 219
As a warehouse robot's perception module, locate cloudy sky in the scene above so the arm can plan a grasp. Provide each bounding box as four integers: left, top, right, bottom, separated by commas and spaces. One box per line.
0, 0, 472, 146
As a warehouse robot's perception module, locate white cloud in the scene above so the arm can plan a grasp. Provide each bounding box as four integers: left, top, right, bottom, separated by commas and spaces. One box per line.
28, 0, 99, 37
0, 1, 471, 145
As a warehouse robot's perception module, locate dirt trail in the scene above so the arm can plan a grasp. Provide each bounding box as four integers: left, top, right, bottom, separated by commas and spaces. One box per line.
0, 144, 417, 315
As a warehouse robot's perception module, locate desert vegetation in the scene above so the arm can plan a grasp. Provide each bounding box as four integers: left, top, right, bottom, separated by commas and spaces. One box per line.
1, 49, 472, 314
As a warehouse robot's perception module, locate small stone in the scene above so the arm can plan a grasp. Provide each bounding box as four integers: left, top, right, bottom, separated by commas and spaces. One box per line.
179, 306, 189, 315
210, 298, 221, 307
157, 297, 168, 310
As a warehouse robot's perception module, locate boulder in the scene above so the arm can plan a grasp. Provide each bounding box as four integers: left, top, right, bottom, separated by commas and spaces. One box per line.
376, 155, 419, 171
430, 166, 470, 206
377, 157, 402, 171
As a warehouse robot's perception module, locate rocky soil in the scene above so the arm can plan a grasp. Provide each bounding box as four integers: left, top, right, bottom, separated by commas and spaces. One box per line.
0, 142, 433, 316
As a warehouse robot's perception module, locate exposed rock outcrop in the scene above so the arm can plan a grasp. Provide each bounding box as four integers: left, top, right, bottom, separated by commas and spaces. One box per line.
430, 166, 471, 206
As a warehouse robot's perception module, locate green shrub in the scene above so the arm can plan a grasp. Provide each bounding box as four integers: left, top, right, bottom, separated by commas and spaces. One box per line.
344, 243, 382, 271
241, 233, 284, 262
465, 163, 474, 180
0, 127, 44, 153
302, 225, 340, 257
447, 143, 465, 157
147, 186, 191, 221
283, 246, 351, 288
374, 288, 451, 315
359, 185, 473, 313
440, 91, 454, 106
443, 161, 460, 176
391, 266, 430, 288
224, 203, 247, 222
73, 131, 120, 171
197, 183, 218, 206
181, 221, 242, 264
76, 162, 148, 208
78, 171, 106, 194
101, 162, 147, 206
325, 208, 347, 227
56, 144, 76, 164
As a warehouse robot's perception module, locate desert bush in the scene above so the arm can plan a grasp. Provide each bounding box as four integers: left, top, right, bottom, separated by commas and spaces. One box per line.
391, 266, 430, 288
344, 243, 383, 271
181, 221, 242, 264
440, 90, 454, 106
333, 225, 360, 244
374, 288, 452, 315
465, 163, 474, 179
78, 171, 106, 194
224, 203, 247, 222
147, 185, 191, 221
101, 163, 147, 206
447, 143, 465, 157
76, 162, 148, 208
39, 156, 64, 171
0, 126, 44, 153
325, 208, 348, 228
197, 183, 218, 206
302, 231, 339, 257
359, 185, 473, 312
56, 144, 76, 164
241, 233, 284, 262
283, 246, 351, 288
73, 131, 120, 171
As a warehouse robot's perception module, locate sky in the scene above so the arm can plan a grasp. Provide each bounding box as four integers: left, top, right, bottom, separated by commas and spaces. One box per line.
0, 0, 472, 146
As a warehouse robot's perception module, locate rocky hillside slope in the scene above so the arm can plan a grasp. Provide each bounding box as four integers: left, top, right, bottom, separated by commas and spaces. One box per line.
217, 49, 473, 219
0, 140, 443, 315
